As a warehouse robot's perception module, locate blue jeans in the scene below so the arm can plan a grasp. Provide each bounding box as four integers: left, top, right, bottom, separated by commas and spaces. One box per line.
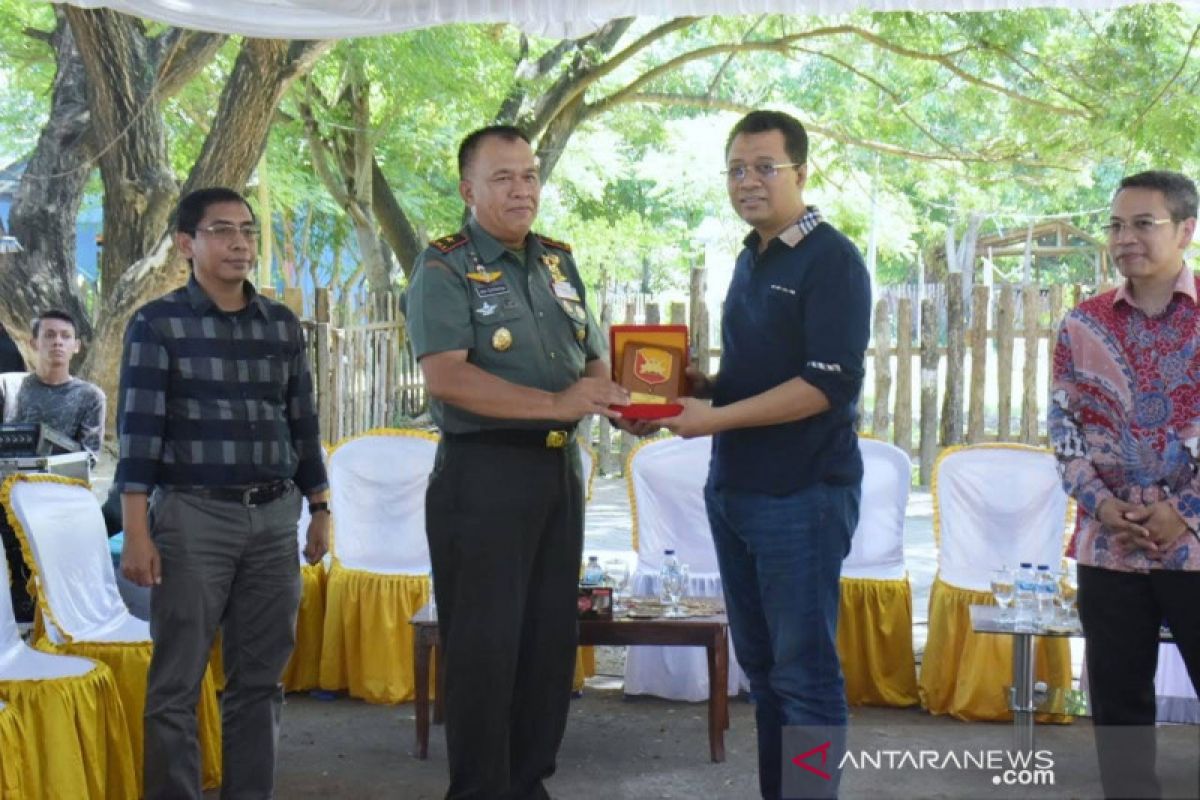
705, 480, 859, 800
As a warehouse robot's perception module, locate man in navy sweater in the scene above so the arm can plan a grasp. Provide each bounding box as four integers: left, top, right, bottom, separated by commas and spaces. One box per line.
664, 110, 871, 799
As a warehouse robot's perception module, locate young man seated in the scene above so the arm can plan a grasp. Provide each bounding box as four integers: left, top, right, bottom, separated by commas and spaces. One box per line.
0, 309, 105, 623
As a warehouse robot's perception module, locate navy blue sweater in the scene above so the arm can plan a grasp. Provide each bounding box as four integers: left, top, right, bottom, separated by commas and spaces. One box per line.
710, 222, 871, 495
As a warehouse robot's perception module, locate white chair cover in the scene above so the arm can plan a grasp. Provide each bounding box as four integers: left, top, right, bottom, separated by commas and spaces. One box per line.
0, 559, 95, 681
578, 436, 596, 501
7, 480, 148, 644
628, 436, 719, 574
296, 503, 312, 562
934, 446, 1070, 591
844, 439, 910, 580
1155, 642, 1200, 724
624, 436, 746, 701
327, 433, 437, 574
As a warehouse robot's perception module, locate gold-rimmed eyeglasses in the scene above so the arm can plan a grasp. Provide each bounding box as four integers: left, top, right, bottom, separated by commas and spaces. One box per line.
1102, 218, 1172, 238
722, 162, 801, 183
195, 223, 261, 242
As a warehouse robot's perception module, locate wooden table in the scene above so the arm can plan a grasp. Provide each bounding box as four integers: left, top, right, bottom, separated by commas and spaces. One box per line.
410, 603, 731, 762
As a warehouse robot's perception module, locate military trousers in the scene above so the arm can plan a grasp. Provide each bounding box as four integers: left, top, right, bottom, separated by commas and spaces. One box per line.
426, 437, 584, 800
145, 484, 302, 800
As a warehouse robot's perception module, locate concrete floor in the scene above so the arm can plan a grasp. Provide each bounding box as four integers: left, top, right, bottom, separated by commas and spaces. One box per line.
97, 469, 1188, 799
265, 686, 1198, 799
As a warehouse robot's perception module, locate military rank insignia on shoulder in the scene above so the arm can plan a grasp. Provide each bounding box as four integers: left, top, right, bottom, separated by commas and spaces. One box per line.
430, 232, 468, 254
535, 233, 572, 254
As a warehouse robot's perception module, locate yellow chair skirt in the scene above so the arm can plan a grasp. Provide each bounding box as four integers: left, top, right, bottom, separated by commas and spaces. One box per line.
918, 576, 1072, 722
0, 661, 137, 799
838, 577, 919, 707
36, 638, 224, 789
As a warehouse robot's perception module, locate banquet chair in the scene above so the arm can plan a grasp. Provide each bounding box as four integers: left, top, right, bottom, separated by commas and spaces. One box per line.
918, 444, 1073, 721
1155, 642, 1199, 723
319, 429, 439, 703
838, 438, 918, 707
3, 473, 223, 787
623, 435, 746, 701
0, 552, 136, 798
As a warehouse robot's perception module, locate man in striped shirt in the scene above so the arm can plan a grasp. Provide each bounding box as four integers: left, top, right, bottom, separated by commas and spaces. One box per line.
117, 187, 330, 799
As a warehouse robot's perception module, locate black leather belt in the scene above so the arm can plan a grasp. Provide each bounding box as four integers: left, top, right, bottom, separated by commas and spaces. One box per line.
174, 480, 292, 507
443, 429, 574, 449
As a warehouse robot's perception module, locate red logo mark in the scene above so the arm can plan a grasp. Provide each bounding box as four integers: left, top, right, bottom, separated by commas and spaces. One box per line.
791, 740, 833, 780
633, 347, 671, 385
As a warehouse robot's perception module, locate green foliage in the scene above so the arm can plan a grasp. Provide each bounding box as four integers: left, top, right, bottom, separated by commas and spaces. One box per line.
0, 2, 56, 162
6, 2, 1200, 297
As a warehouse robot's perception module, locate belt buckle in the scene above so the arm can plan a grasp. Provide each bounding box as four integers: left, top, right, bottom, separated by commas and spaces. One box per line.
545, 430, 568, 449
241, 486, 258, 506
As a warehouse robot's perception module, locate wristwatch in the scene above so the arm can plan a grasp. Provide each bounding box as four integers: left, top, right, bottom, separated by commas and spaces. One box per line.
309, 501, 330, 515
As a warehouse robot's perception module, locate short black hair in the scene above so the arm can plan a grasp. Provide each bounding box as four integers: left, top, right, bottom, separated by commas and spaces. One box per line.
32, 309, 76, 338
458, 125, 532, 180
1117, 171, 1199, 221
725, 110, 809, 165
175, 187, 255, 235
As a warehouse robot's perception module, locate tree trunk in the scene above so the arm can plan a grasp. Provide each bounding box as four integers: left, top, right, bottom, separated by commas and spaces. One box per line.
75, 35, 329, 430
0, 13, 93, 366
65, 7, 178, 300
372, 159, 423, 279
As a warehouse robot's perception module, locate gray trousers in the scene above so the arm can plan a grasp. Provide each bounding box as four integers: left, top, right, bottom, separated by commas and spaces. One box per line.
145, 485, 302, 800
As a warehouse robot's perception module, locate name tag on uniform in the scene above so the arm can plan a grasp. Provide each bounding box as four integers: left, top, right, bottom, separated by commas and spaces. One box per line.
475, 283, 510, 298
552, 281, 580, 302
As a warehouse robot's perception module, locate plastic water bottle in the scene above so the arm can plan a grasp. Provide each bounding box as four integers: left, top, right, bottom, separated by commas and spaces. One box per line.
1014, 563, 1037, 632
1035, 565, 1058, 627
582, 556, 604, 586
660, 549, 681, 604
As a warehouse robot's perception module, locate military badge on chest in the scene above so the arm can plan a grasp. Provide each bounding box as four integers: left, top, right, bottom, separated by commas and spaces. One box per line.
541, 252, 587, 329
491, 327, 513, 352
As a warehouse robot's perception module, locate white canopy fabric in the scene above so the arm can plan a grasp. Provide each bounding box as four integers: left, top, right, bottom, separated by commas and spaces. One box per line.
57, 1, 1188, 40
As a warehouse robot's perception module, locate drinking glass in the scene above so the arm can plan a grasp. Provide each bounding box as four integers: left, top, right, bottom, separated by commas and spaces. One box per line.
604, 559, 630, 614
1058, 561, 1078, 625
991, 566, 1015, 624
663, 564, 689, 618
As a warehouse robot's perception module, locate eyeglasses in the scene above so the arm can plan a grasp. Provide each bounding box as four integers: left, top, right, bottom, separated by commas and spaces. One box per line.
1102, 218, 1172, 238
195, 223, 261, 242
722, 162, 801, 183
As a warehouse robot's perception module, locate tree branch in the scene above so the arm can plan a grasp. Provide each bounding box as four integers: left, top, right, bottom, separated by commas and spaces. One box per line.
787, 44, 975, 160
154, 28, 225, 97
623, 93, 1073, 170
1124, 22, 1200, 136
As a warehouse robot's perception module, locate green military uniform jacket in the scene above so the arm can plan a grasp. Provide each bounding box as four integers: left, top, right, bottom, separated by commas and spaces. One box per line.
406, 217, 607, 433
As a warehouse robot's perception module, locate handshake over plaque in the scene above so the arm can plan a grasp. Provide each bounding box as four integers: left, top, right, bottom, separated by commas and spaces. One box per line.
609, 324, 690, 419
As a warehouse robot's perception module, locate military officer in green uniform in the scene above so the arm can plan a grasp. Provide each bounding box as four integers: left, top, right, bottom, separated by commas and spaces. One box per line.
406, 125, 642, 800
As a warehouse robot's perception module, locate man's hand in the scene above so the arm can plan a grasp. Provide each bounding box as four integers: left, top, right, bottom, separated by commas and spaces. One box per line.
552, 377, 630, 421
1121, 501, 1191, 558
121, 532, 161, 587
303, 511, 330, 565
685, 367, 715, 400
613, 416, 661, 437
661, 397, 723, 439
1097, 497, 1157, 558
